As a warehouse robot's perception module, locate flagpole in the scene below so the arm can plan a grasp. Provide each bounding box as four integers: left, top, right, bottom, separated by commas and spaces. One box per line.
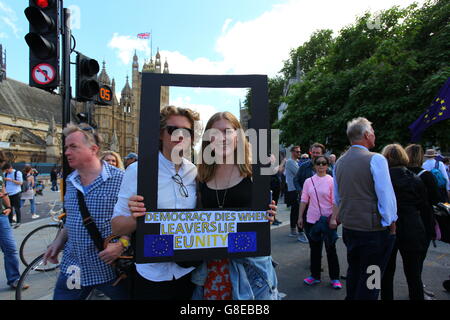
151, 29, 153, 60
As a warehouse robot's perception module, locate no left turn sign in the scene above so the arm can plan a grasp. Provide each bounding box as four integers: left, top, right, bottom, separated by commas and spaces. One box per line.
32, 63, 56, 85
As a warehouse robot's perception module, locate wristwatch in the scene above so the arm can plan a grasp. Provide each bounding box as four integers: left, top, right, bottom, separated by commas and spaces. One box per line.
118, 237, 130, 249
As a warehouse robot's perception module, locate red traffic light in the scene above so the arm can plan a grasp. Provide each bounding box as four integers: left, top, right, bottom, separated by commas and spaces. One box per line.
34, 0, 53, 8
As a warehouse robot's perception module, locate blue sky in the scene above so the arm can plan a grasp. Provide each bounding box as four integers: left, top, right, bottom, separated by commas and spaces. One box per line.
0, 0, 425, 125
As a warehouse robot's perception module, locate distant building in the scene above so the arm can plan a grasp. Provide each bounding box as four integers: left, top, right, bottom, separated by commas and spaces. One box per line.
0, 43, 171, 163
0, 77, 66, 164
278, 59, 304, 154
80, 48, 171, 158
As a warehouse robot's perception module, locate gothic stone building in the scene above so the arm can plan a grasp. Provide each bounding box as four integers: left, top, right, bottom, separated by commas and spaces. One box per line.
80, 49, 170, 158
0, 47, 171, 165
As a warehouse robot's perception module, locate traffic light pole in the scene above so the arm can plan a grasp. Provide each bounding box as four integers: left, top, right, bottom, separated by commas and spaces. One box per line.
62, 7, 71, 127
61, 4, 71, 192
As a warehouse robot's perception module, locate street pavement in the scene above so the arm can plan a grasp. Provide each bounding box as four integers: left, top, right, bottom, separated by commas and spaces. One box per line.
1, 195, 449, 300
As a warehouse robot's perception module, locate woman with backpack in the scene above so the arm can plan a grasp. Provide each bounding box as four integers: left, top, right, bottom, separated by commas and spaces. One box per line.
405, 144, 441, 299
20, 165, 39, 219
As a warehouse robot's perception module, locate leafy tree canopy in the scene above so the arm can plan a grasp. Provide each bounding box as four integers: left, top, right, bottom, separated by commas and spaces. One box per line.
273, 0, 450, 154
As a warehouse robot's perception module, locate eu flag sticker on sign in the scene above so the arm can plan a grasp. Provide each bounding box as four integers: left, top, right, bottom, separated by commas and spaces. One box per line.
144, 235, 174, 257
228, 232, 257, 253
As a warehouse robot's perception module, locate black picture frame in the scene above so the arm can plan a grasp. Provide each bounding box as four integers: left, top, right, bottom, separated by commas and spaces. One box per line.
136, 73, 271, 263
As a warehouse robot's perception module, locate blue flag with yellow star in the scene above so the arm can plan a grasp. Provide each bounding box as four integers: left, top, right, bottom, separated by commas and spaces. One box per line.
409, 77, 450, 142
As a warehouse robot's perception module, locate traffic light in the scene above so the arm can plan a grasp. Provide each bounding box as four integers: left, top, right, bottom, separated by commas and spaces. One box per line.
76, 53, 100, 101
24, 0, 59, 90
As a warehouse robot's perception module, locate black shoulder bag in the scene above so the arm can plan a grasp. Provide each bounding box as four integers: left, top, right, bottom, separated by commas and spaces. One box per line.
77, 190, 134, 286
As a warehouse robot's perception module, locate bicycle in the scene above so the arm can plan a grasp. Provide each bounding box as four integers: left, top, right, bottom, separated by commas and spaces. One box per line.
15, 253, 60, 300
15, 252, 101, 300
19, 200, 65, 270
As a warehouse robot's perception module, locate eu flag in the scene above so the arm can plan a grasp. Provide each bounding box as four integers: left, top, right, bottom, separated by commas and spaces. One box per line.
409, 77, 450, 142
144, 234, 174, 258
228, 232, 257, 253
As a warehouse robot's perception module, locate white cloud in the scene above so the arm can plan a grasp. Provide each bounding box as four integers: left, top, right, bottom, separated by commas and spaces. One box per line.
111, 0, 426, 104
158, 50, 228, 75
126, 0, 424, 79
170, 96, 219, 130
0, 1, 14, 16
221, 18, 233, 33
0, 1, 20, 38
108, 33, 151, 64
215, 0, 427, 76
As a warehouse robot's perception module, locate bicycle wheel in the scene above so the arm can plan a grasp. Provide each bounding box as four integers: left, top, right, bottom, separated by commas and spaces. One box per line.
19, 224, 61, 270
15, 254, 60, 300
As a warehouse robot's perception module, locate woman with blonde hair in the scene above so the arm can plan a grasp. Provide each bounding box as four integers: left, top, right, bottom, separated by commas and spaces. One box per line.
380, 144, 428, 300
101, 151, 124, 171
193, 111, 279, 300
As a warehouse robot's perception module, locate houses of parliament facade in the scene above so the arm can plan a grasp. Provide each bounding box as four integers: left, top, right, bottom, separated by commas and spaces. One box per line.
0, 43, 169, 164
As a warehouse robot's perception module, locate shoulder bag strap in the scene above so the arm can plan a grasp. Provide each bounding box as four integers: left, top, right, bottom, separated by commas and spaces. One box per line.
310, 176, 323, 216
418, 169, 427, 177
434, 160, 440, 170
76, 190, 104, 251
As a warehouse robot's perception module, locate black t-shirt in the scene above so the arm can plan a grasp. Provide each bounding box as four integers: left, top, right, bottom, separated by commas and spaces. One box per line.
199, 177, 252, 209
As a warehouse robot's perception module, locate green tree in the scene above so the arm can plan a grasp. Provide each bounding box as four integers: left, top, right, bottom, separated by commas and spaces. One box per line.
275, 0, 450, 153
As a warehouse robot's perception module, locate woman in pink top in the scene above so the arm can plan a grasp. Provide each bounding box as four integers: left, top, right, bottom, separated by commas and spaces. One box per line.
298, 155, 341, 289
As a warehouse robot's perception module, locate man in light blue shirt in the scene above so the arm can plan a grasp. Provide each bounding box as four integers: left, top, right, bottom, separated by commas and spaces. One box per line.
333, 147, 398, 228
3, 163, 23, 227
422, 149, 450, 202
331, 117, 397, 300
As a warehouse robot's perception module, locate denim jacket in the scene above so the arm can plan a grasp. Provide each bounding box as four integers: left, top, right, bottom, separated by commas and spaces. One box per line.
191, 256, 280, 300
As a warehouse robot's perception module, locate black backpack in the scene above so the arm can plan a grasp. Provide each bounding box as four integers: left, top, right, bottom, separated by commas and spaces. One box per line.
14, 170, 29, 193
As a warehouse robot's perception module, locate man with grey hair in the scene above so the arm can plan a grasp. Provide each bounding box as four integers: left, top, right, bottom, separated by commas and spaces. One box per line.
329, 154, 337, 171
330, 117, 397, 300
43, 123, 129, 300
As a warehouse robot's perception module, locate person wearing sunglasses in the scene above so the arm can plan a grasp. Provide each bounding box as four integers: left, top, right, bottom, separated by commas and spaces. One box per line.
298, 155, 341, 289
112, 105, 201, 300
124, 111, 278, 300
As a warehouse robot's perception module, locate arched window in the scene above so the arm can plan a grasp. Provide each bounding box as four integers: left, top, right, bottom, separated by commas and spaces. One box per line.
8, 133, 20, 143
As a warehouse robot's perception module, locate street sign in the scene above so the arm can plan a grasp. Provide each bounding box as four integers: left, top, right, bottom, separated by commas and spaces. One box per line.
31, 63, 56, 85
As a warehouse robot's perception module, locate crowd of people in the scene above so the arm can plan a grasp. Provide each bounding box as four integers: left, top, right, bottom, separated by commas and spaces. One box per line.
0, 108, 449, 300
269, 117, 450, 300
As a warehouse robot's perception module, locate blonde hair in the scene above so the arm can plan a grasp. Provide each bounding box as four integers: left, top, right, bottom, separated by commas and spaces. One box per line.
197, 112, 252, 183
160, 105, 201, 149
63, 123, 102, 156
381, 144, 409, 168
101, 151, 124, 170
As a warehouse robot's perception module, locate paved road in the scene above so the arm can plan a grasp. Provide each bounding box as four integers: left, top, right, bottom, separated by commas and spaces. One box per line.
16, 189, 63, 225
271, 202, 450, 300
1, 197, 449, 300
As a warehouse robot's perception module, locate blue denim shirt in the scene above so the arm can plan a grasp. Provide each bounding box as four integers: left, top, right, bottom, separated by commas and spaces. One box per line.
191, 256, 280, 300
